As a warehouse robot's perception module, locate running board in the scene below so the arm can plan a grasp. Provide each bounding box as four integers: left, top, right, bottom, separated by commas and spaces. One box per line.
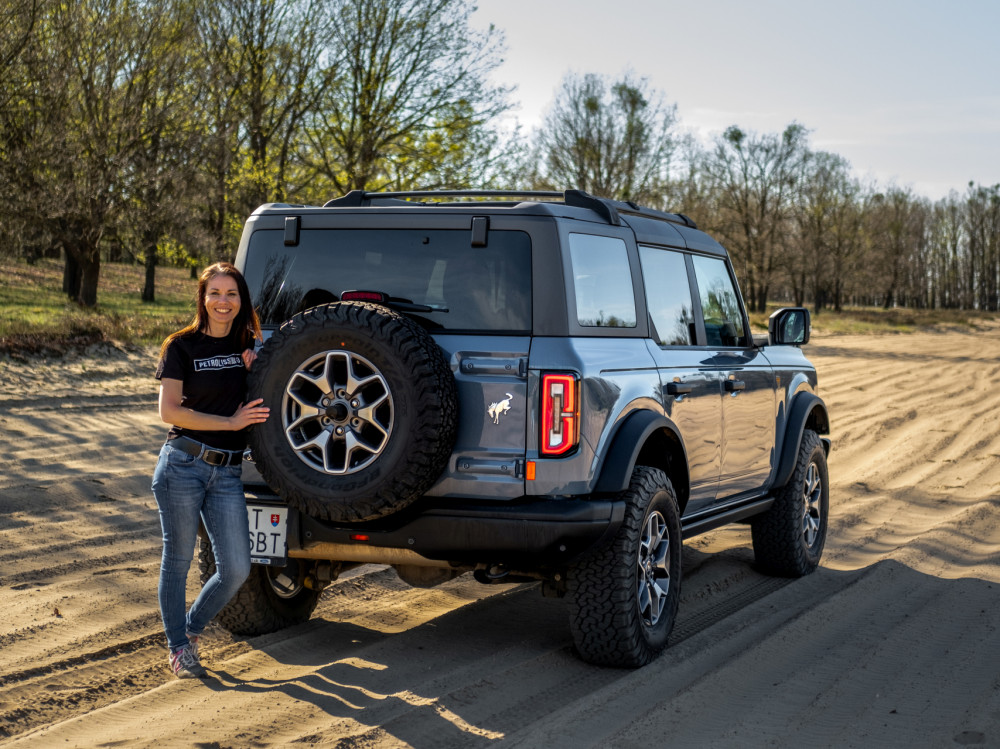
681, 496, 774, 540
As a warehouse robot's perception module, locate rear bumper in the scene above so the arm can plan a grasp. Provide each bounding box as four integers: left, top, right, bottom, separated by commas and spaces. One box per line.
246, 486, 625, 570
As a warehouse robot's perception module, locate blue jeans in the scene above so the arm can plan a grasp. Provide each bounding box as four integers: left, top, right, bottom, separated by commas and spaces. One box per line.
151, 442, 250, 652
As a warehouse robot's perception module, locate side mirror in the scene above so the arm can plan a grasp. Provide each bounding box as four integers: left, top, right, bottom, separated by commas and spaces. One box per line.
768, 307, 810, 346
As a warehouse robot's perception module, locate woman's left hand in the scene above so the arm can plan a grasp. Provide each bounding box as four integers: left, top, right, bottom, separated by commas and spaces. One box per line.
242, 348, 257, 370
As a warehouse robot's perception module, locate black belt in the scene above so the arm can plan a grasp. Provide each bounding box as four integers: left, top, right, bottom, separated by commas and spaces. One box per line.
170, 436, 244, 466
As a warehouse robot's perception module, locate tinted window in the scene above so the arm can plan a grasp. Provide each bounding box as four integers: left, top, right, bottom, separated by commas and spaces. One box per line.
568, 233, 636, 328
691, 255, 748, 347
243, 229, 531, 332
639, 246, 696, 346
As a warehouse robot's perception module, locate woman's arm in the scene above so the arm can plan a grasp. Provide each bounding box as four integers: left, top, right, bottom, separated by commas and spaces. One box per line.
158, 377, 269, 431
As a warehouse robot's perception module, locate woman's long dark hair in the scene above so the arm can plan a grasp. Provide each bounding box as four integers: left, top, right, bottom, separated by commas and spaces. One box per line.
158, 262, 262, 361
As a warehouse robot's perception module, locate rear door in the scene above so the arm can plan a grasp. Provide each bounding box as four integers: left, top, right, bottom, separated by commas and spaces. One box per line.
638, 245, 722, 512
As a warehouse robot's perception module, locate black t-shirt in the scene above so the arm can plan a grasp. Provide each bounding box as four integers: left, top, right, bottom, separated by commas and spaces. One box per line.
155, 331, 249, 451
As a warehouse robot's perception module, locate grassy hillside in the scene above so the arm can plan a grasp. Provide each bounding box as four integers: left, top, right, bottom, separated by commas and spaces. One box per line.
0, 257, 994, 355
0, 258, 196, 353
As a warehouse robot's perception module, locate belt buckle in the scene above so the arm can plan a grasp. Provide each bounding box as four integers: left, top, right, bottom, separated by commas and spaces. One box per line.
202, 448, 226, 466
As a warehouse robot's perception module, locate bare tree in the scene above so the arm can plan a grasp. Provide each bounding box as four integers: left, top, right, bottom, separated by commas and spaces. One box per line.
13, 0, 186, 307
0, 0, 47, 261
0, 0, 40, 93
536, 72, 678, 202
300, 0, 511, 196
193, 0, 328, 258
703, 123, 810, 312
863, 186, 927, 309
127, 3, 207, 302
965, 182, 1000, 311
793, 152, 867, 312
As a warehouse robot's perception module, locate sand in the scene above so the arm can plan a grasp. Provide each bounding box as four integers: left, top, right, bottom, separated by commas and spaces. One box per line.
1, 326, 999, 748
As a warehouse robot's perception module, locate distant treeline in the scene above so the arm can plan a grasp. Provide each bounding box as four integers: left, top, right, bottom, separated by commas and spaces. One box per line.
1, 0, 996, 313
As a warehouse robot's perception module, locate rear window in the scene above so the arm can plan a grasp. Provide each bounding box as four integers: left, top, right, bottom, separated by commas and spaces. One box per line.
243, 229, 532, 332
568, 233, 636, 328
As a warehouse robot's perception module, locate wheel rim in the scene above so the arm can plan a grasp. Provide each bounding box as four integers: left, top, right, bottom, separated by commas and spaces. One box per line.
282, 350, 394, 475
267, 559, 305, 600
636, 510, 672, 626
802, 461, 823, 548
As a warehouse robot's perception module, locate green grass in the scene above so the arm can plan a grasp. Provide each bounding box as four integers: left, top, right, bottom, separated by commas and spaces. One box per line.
1, 257, 996, 354
749, 304, 996, 336
0, 257, 197, 353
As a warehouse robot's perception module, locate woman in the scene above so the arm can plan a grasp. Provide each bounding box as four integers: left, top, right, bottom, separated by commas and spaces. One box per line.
152, 262, 269, 678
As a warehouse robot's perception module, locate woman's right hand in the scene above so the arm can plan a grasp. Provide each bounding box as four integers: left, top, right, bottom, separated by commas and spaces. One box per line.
231, 398, 270, 430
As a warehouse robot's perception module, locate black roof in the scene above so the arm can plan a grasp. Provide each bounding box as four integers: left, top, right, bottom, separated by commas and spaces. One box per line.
252, 189, 727, 256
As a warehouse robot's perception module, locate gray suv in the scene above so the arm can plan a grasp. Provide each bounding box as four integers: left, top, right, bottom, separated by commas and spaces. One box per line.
201, 189, 831, 668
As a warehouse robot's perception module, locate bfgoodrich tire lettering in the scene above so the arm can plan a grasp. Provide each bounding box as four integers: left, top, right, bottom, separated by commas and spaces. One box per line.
751, 428, 829, 576
247, 302, 458, 523
568, 466, 682, 668
198, 535, 321, 635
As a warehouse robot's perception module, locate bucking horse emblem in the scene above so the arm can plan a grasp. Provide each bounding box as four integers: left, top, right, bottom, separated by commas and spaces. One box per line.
488, 393, 513, 425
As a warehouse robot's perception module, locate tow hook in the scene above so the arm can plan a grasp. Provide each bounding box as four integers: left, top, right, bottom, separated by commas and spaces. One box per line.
304, 561, 338, 590
473, 563, 509, 583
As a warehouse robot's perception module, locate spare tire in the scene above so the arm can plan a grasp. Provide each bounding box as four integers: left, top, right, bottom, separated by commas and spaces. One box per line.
247, 302, 458, 522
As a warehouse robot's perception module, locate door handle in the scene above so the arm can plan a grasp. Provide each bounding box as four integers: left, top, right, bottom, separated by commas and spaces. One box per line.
725, 380, 746, 392
667, 382, 693, 396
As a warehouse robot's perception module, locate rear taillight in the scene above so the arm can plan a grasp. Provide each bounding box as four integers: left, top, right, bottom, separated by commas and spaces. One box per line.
540, 373, 579, 456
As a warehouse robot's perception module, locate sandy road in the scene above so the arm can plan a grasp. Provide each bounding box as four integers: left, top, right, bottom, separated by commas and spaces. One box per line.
1, 328, 999, 748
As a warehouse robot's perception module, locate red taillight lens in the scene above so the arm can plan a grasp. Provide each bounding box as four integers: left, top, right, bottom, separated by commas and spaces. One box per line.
540, 373, 579, 456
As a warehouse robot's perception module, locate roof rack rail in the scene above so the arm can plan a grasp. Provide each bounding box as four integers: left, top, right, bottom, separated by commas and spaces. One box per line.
323, 189, 564, 208
564, 189, 620, 225
320, 189, 701, 228
613, 200, 698, 230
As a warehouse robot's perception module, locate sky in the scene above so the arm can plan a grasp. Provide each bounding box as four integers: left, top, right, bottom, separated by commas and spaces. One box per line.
470, 0, 1000, 200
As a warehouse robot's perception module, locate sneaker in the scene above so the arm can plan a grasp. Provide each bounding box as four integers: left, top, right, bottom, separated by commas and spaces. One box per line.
187, 633, 200, 660
169, 644, 207, 679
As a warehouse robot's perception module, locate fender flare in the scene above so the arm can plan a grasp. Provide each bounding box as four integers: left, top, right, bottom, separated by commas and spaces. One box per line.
772, 392, 830, 490
593, 410, 686, 495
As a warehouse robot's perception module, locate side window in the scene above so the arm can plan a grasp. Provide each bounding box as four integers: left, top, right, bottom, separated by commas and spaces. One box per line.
691, 255, 748, 347
638, 246, 696, 346
568, 233, 636, 328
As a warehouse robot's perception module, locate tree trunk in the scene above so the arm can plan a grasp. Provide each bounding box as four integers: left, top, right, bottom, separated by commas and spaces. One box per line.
77, 254, 101, 308
813, 286, 826, 314
63, 250, 81, 299
754, 284, 769, 313
142, 245, 157, 302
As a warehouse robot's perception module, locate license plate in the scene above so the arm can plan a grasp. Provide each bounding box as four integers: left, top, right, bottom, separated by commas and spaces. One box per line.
247, 504, 288, 565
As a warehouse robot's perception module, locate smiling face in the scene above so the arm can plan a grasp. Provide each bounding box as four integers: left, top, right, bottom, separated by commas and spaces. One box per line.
202, 273, 242, 337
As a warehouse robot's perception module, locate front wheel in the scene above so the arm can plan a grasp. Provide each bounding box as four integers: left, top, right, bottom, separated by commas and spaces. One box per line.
198, 536, 322, 636
751, 429, 829, 577
568, 466, 682, 668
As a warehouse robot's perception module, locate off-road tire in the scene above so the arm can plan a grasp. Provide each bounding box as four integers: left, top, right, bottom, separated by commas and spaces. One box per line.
568, 466, 682, 668
752, 429, 829, 576
247, 302, 458, 523
198, 536, 321, 636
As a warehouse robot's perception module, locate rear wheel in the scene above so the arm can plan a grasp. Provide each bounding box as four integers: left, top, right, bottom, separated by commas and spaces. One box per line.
568, 466, 682, 668
198, 536, 321, 636
752, 429, 829, 576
